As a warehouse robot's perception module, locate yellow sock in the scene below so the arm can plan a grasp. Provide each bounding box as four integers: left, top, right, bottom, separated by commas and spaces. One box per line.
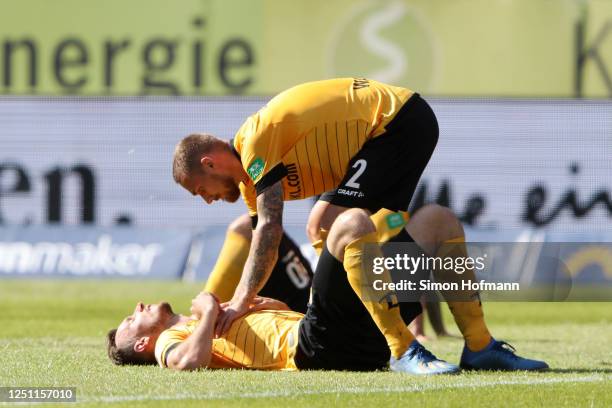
203, 230, 250, 302
312, 229, 329, 256
435, 236, 492, 351
343, 231, 414, 358
370, 209, 410, 242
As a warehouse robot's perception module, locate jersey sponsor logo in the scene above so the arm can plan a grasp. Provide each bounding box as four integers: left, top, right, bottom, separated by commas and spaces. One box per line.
285, 163, 302, 199
247, 158, 264, 181
385, 212, 406, 229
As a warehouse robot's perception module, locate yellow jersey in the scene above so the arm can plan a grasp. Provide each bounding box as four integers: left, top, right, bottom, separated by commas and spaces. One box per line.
233, 78, 413, 215
155, 310, 303, 370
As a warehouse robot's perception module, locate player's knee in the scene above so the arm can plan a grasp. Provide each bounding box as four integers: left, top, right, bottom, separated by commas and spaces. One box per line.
336, 208, 376, 239
307, 201, 347, 243
423, 203, 457, 221
227, 213, 253, 241
306, 209, 324, 243
433, 205, 463, 237
416, 204, 463, 239
327, 209, 374, 260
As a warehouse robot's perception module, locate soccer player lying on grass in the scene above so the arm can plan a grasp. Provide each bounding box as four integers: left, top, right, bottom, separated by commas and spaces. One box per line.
105, 289, 420, 371
204, 213, 313, 313
106, 209, 547, 372
107, 294, 301, 370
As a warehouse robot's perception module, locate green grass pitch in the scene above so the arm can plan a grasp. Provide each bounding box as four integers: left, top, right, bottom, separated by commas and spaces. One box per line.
1, 280, 610, 407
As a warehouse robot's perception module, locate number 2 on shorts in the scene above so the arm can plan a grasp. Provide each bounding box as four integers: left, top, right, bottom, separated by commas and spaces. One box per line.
345, 159, 367, 189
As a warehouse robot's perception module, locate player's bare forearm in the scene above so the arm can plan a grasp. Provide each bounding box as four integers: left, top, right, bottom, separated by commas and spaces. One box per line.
240, 222, 281, 296
249, 296, 290, 312
166, 302, 217, 370
166, 315, 215, 370
234, 182, 284, 303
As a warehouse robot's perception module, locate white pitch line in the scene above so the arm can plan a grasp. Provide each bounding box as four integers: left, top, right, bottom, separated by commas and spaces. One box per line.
80, 375, 610, 404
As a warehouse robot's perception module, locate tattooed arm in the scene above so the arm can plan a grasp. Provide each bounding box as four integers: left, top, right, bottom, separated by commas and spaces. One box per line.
215, 181, 284, 335
235, 181, 284, 301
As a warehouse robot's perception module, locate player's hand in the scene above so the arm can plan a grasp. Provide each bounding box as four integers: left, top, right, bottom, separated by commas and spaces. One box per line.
215, 297, 250, 337
190, 292, 220, 320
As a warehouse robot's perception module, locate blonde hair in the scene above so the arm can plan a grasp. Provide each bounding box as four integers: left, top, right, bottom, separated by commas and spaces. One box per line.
172, 133, 225, 183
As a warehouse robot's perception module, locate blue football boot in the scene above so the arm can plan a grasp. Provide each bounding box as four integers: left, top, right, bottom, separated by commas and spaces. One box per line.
390, 340, 460, 375
460, 338, 549, 371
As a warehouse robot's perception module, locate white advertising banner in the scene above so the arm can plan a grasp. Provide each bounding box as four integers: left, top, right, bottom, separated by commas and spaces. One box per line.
0, 226, 191, 279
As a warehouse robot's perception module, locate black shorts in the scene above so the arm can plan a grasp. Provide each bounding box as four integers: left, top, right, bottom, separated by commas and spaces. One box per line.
294, 231, 423, 371
319, 93, 438, 213
259, 233, 313, 313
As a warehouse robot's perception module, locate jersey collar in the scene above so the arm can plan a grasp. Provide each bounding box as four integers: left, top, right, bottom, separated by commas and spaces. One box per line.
228, 138, 242, 162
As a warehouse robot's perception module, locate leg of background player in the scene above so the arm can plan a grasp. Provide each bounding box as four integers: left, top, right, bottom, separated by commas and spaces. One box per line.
404, 204, 492, 352
408, 299, 430, 342
424, 293, 455, 338
307, 200, 343, 255
407, 295, 453, 341
405, 206, 548, 370
204, 214, 252, 302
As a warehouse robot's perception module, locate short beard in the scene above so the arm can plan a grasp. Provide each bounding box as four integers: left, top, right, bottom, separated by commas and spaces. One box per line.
225, 184, 241, 202
222, 176, 241, 202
